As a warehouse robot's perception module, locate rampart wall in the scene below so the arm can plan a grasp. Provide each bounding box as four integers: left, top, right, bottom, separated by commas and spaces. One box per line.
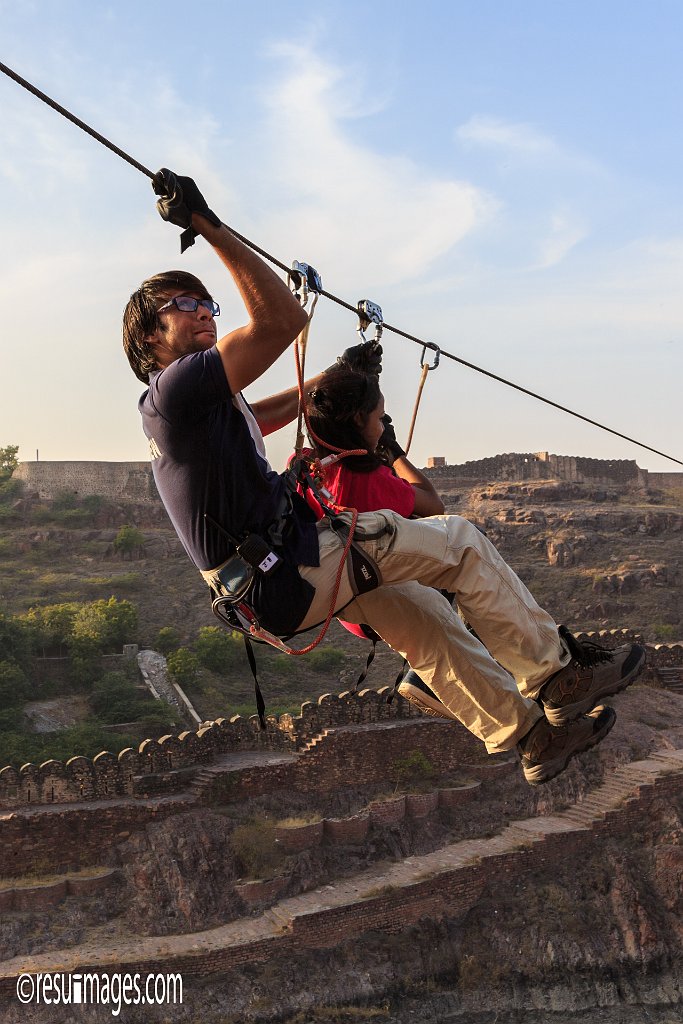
649, 471, 683, 490
0, 754, 679, 989
0, 685, 456, 811
426, 451, 649, 487
1, 634, 680, 818
15, 454, 679, 502
14, 461, 158, 503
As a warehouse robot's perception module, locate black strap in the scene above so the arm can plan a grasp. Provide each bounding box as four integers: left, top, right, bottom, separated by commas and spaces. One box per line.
387, 659, 409, 704
351, 633, 378, 692
243, 636, 267, 729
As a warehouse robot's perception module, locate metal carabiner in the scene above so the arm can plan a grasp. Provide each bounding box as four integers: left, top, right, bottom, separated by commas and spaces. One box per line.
357, 299, 384, 343
420, 344, 441, 371
290, 260, 323, 308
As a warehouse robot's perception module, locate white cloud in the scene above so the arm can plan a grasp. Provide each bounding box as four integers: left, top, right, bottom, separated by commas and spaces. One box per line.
456, 115, 607, 179
250, 45, 497, 289
457, 115, 559, 156
536, 211, 588, 268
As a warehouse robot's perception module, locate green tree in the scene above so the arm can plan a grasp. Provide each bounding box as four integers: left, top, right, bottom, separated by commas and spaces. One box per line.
0, 661, 30, 707
21, 603, 80, 656
155, 626, 181, 656
0, 445, 19, 482
71, 597, 137, 652
166, 647, 200, 688
114, 525, 145, 559
0, 612, 35, 667
195, 626, 242, 672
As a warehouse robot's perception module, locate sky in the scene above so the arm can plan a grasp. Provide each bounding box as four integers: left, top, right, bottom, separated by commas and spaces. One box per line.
0, 0, 681, 474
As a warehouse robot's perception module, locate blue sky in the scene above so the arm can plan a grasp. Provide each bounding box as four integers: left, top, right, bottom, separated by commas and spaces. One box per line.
1, 0, 681, 472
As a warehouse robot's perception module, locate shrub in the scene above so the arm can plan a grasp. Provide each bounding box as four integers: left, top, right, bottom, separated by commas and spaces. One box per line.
114, 525, 145, 558
166, 647, 201, 687
156, 626, 181, 656
0, 661, 30, 708
195, 626, 242, 672
231, 819, 284, 878
392, 749, 436, 791
307, 647, 346, 672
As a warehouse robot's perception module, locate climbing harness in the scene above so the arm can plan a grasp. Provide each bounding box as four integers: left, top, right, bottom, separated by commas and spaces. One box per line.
201, 261, 388, 723
404, 344, 441, 457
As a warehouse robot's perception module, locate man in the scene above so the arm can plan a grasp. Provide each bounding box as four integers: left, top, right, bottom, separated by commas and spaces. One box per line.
122, 170, 645, 786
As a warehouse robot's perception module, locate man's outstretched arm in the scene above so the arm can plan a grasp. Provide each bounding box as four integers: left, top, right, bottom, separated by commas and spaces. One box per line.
192, 212, 308, 394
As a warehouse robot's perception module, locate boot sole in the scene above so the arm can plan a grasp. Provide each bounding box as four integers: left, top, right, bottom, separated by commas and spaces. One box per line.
523, 707, 617, 786
397, 681, 459, 721
543, 645, 646, 727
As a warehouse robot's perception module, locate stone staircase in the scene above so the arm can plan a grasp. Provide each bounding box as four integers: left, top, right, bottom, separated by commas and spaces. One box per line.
187, 750, 299, 800
655, 666, 683, 694
299, 728, 331, 754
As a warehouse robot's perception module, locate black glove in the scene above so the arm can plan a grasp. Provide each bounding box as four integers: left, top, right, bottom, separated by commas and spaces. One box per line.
377, 414, 405, 464
152, 169, 221, 251
337, 340, 383, 375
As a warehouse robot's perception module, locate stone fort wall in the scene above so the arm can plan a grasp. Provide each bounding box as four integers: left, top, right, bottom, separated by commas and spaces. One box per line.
14, 461, 158, 504
1, 635, 680, 817
426, 451, 651, 487
15, 454, 681, 502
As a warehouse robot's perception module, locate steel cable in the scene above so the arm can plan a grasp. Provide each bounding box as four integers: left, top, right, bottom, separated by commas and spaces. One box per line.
1, 59, 681, 467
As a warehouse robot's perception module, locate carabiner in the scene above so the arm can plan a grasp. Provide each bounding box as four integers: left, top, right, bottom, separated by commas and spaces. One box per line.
357, 299, 384, 343
420, 344, 441, 371
290, 260, 323, 308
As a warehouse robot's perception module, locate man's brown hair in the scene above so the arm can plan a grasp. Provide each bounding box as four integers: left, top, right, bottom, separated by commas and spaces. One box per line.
122, 270, 213, 383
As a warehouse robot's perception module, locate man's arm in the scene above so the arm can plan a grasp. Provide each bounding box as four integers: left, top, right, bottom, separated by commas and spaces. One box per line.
192, 212, 308, 395
249, 369, 329, 435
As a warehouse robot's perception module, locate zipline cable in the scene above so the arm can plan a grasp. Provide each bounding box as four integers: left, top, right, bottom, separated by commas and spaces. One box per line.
2, 59, 681, 468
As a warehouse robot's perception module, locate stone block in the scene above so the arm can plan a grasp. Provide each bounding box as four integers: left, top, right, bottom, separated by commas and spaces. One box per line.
275, 819, 324, 853
234, 875, 287, 906
405, 791, 439, 818
438, 782, 481, 809
324, 813, 370, 844
369, 795, 406, 826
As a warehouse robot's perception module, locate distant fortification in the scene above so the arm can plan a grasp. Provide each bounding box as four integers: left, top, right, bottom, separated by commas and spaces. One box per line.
14, 461, 158, 504
13, 453, 681, 502
426, 451, 650, 488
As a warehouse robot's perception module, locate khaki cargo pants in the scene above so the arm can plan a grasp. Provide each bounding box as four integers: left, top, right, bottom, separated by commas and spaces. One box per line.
297, 511, 570, 753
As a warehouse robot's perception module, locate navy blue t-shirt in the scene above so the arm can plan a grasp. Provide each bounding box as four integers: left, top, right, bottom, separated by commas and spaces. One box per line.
139, 347, 319, 633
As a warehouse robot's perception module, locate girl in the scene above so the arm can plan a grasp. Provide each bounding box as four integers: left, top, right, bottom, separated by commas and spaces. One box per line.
304, 365, 456, 720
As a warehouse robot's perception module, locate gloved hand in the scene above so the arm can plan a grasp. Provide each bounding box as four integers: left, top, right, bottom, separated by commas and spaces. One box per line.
152, 168, 221, 232
337, 340, 383, 375
377, 413, 405, 463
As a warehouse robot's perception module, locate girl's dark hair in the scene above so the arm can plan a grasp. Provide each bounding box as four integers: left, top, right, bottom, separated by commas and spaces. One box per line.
122, 270, 214, 383
306, 366, 383, 472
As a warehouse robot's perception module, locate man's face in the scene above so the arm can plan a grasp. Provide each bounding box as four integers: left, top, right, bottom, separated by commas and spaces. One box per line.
145, 289, 218, 368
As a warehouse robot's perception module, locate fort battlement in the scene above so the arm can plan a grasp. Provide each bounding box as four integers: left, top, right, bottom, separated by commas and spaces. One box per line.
14, 454, 682, 503
1, 634, 681, 815
426, 451, 650, 487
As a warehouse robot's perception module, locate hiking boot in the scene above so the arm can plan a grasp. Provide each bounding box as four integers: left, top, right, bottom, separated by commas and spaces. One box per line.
539, 626, 646, 727
518, 707, 616, 786
398, 671, 459, 721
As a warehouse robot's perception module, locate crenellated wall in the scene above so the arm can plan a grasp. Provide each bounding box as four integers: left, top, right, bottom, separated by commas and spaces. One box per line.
1, 634, 680, 813
0, 684, 436, 810
426, 451, 650, 487
14, 453, 676, 504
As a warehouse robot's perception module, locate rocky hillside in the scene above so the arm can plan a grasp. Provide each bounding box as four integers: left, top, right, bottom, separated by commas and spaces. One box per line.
438, 478, 682, 641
